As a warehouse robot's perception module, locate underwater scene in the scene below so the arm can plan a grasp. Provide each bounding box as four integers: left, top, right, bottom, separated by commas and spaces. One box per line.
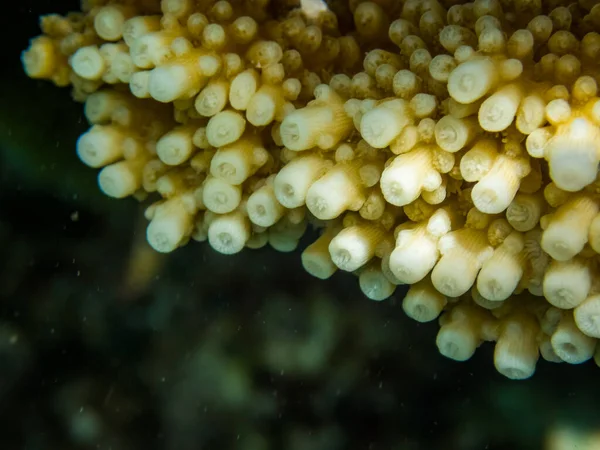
2, 0, 600, 448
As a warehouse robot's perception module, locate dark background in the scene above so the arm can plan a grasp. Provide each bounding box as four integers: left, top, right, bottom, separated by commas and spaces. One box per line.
1, 1, 599, 449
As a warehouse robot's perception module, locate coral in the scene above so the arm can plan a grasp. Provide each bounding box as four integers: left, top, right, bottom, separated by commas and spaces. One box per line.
21, 0, 600, 379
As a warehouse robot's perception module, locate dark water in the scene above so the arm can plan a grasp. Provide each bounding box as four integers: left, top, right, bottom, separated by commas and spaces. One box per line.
1, 1, 599, 449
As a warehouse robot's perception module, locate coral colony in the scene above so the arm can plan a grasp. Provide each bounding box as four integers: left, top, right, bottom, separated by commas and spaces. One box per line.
22, 0, 600, 378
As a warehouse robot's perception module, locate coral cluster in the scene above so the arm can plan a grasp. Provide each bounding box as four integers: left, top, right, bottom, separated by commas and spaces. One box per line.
21, 0, 600, 378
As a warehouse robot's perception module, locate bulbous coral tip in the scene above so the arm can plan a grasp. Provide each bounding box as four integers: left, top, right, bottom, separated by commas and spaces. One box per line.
448, 58, 497, 104
94, 6, 130, 41
22, 36, 56, 79
149, 65, 189, 103
207, 211, 250, 255
360, 108, 400, 148
277, 182, 296, 202
279, 118, 302, 149
494, 361, 535, 380
306, 194, 332, 220
210, 231, 235, 252
213, 161, 237, 179
147, 220, 180, 253
574, 295, 600, 338
206, 110, 246, 147
381, 175, 421, 207
389, 239, 437, 284
546, 118, 600, 191
71, 46, 106, 80
436, 327, 477, 362
98, 161, 141, 198
432, 257, 475, 297
471, 184, 504, 214
551, 325, 596, 364
549, 163, 597, 193
549, 156, 599, 193
359, 266, 395, 301
301, 255, 334, 280
477, 265, 519, 301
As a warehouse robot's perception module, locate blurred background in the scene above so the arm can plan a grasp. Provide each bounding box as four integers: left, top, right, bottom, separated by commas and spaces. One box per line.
1, 1, 600, 449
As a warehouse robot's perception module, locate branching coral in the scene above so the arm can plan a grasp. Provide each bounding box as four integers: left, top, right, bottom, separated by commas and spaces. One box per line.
22, 0, 600, 379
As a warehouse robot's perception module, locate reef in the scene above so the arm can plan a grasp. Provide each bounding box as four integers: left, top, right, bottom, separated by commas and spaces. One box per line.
21, 0, 600, 378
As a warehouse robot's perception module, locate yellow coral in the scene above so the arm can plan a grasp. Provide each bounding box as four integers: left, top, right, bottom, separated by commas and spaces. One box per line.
22, 0, 600, 379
